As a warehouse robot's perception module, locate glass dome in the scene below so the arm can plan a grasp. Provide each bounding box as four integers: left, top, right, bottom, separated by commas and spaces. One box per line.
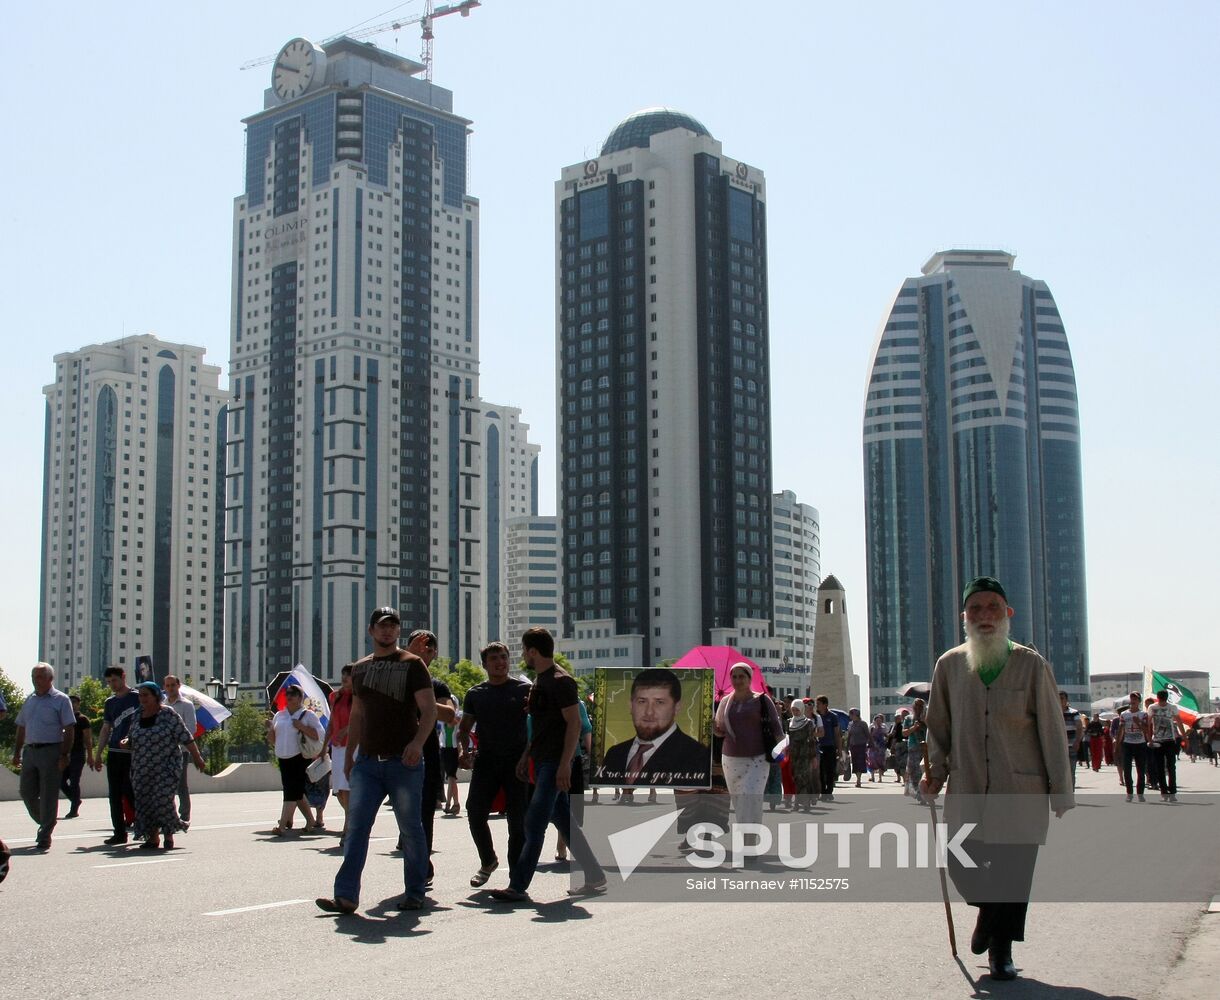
600, 107, 712, 155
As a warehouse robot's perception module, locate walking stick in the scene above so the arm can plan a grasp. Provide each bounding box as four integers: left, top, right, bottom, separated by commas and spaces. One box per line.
922, 742, 958, 957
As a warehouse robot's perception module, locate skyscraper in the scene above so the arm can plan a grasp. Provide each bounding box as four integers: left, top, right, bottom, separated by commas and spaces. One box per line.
480, 401, 540, 643
40, 336, 229, 687
771, 488, 821, 678
226, 37, 483, 684
863, 250, 1088, 711
557, 108, 772, 665
504, 514, 562, 643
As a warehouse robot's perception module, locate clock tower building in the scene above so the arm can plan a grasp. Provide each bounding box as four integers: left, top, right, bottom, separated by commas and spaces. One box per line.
226, 37, 484, 684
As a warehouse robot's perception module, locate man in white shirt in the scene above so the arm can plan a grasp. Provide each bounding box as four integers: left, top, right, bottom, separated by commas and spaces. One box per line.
163, 676, 197, 823
11, 663, 75, 851
1148, 689, 1187, 802
1113, 691, 1150, 802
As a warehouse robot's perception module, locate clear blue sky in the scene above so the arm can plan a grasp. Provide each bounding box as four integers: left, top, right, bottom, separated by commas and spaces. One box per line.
3, 2, 1217, 702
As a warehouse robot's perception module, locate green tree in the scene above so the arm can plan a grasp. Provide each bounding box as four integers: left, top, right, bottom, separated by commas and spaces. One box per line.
0, 667, 26, 755
72, 676, 107, 720
517, 653, 590, 699
225, 695, 268, 747
430, 658, 488, 703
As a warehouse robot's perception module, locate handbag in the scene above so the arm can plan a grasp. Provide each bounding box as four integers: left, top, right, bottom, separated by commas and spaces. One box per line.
295, 711, 324, 758
306, 753, 332, 783
759, 696, 784, 763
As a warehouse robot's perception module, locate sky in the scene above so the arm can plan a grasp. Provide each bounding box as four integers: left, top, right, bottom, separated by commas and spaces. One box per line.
3, 2, 1217, 703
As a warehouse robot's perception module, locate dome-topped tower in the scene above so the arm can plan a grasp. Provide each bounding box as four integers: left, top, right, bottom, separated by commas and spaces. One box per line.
600, 107, 712, 155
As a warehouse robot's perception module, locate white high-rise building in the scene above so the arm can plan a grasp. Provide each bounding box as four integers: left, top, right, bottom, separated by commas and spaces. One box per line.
503, 515, 562, 644
480, 401, 541, 644
557, 108, 773, 666
40, 336, 229, 687
226, 37, 484, 684
771, 488, 821, 690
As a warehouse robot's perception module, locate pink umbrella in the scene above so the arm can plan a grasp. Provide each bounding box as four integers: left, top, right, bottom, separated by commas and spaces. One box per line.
672, 646, 767, 699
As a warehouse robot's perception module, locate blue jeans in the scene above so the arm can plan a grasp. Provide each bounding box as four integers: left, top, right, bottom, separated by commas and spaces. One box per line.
334, 754, 426, 903
509, 760, 603, 893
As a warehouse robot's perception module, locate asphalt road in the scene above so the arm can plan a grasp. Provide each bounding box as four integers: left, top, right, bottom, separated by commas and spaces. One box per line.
2, 760, 1217, 1000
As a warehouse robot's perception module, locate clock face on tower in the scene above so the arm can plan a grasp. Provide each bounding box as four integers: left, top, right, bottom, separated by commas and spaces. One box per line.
273, 38, 327, 101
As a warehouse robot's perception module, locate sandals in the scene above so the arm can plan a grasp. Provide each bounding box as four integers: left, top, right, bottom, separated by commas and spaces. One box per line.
470, 862, 498, 887
270, 825, 288, 837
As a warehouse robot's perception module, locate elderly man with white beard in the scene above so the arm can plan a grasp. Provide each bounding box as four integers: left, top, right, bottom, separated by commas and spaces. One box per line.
920, 576, 1074, 983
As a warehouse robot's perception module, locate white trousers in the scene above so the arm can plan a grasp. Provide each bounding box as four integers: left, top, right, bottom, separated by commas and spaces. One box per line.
722, 753, 769, 830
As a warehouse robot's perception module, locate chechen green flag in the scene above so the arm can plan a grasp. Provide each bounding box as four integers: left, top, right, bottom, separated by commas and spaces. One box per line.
1150, 670, 1200, 725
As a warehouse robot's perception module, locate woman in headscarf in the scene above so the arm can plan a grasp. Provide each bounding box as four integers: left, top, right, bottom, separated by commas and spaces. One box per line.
123, 682, 206, 850
786, 698, 821, 811
714, 663, 783, 836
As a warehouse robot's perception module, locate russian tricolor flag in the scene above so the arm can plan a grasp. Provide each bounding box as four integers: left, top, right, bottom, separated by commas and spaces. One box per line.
177, 683, 233, 737
272, 664, 332, 730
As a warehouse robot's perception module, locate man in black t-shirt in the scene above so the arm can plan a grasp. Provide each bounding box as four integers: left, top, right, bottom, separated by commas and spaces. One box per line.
316, 607, 436, 915
95, 666, 140, 845
59, 695, 93, 819
459, 641, 530, 887
404, 629, 456, 880
490, 628, 605, 903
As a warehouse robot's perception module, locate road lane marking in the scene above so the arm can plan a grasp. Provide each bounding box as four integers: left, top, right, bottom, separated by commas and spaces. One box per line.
94, 858, 185, 869
7, 821, 266, 845
204, 899, 310, 917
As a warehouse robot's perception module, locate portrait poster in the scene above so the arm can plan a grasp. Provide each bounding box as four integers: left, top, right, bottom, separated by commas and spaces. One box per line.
592, 667, 713, 788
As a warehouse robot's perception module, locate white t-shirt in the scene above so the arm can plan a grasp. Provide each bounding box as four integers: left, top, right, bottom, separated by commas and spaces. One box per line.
272, 708, 321, 758
1148, 703, 1179, 744
1120, 709, 1148, 744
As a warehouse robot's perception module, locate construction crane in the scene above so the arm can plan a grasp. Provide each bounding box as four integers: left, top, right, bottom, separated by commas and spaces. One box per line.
240, 0, 480, 82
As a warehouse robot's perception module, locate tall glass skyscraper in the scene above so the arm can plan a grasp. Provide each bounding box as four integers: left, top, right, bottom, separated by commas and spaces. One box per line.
556, 109, 772, 664
863, 250, 1088, 710
226, 38, 483, 684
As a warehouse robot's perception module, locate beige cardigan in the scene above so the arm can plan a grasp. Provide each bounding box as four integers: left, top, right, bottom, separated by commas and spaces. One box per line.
926, 642, 1074, 844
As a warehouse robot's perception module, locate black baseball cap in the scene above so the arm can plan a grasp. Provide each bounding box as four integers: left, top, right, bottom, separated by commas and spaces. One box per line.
369, 607, 401, 627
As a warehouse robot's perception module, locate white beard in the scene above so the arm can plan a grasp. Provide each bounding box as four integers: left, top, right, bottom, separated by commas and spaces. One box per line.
964, 617, 1011, 672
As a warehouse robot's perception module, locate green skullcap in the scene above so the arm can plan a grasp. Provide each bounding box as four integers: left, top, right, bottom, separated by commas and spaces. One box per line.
962, 576, 1007, 607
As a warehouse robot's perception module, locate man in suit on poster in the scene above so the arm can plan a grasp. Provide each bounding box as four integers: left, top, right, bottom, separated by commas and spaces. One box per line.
596, 668, 710, 788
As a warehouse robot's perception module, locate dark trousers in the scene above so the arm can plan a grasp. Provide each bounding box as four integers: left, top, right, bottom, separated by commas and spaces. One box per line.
1146, 742, 1164, 788
1152, 743, 1178, 795
177, 751, 191, 822
106, 751, 134, 836
509, 759, 603, 893
818, 746, 838, 797
1121, 743, 1146, 795
675, 790, 731, 837
20, 744, 62, 843
948, 841, 1038, 943
60, 753, 86, 809
465, 754, 527, 869
422, 751, 443, 861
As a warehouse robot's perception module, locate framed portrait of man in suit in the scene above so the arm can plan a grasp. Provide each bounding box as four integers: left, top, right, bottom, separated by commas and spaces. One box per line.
592, 667, 713, 788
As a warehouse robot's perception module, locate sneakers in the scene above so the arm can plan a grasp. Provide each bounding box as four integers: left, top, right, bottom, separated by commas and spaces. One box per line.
1125, 793, 1133, 802
1169, 793, 1179, 802
1137, 794, 1146, 802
